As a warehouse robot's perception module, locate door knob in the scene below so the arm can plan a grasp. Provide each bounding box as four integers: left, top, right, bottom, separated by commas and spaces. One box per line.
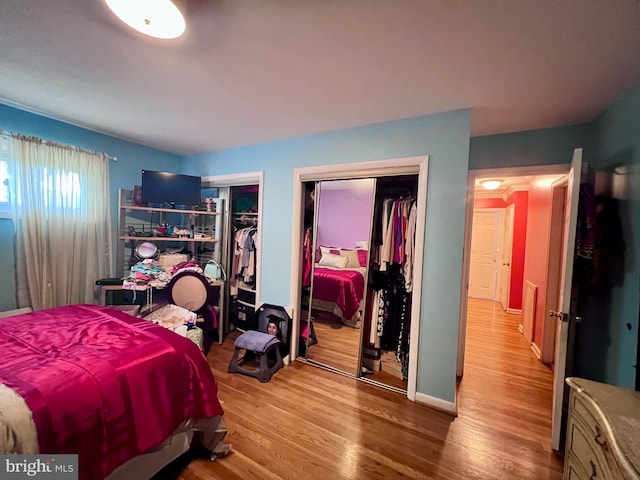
549, 310, 580, 323
502, 262, 510, 266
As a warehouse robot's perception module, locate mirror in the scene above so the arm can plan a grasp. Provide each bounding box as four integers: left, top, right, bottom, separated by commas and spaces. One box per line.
303, 178, 375, 376
135, 241, 158, 259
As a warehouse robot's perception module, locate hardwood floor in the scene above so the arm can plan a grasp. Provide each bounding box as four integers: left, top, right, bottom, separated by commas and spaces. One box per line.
306, 309, 408, 390
154, 297, 563, 479
306, 310, 361, 376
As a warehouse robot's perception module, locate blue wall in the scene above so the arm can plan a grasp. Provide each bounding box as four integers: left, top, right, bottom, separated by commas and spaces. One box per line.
580, 83, 640, 388
469, 123, 591, 170
184, 110, 471, 402
0, 104, 183, 310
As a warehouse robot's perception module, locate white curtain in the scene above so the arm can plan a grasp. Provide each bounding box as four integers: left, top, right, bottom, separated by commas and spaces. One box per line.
7, 134, 112, 310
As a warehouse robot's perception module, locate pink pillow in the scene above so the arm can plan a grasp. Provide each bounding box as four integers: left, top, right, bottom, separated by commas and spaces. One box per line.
356, 249, 368, 267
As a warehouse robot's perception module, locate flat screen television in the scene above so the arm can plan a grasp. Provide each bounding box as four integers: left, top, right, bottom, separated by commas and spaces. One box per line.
141, 170, 202, 208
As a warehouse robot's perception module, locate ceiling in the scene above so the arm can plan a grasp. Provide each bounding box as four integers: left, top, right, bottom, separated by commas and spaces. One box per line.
474, 174, 563, 199
1, 1, 640, 155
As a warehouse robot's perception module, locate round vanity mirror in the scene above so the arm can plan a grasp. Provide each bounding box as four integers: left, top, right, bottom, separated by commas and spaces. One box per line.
135, 241, 158, 260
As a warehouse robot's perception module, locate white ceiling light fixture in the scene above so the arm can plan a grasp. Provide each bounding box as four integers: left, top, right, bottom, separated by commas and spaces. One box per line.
105, 0, 186, 40
481, 179, 503, 191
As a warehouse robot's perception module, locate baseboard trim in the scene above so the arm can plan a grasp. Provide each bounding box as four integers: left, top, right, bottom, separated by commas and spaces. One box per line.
507, 308, 522, 315
531, 342, 541, 360
518, 324, 524, 334
415, 392, 457, 416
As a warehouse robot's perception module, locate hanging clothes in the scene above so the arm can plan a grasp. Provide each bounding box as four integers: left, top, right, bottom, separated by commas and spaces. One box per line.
232, 226, 257, 286
377, 197, 416, 283
302, 227, 313, 287
368, 193, 417, 381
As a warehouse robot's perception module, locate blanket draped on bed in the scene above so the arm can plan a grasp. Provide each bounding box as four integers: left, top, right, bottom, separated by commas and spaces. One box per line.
0, 305, 224, 480
312, 267, 365, 320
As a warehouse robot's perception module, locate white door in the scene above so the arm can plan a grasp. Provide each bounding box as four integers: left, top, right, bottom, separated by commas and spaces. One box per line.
468, 210, 501, 300
551, 148, 582, 450
497, 204, 514, 311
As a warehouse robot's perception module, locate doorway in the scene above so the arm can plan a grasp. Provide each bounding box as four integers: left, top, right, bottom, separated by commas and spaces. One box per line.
457, 163, 574, 447
289, 156, 429, 402
201, 171, 264, 341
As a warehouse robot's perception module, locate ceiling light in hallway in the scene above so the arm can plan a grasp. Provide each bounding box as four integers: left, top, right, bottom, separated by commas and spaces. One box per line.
481, 179, 503, 190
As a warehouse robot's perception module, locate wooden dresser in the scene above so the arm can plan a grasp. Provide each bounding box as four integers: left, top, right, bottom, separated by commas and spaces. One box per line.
564, 377, 640, 480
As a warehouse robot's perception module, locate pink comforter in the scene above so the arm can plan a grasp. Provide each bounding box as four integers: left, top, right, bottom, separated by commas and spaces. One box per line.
0, 304, 223, 480
313, 267, 365, 319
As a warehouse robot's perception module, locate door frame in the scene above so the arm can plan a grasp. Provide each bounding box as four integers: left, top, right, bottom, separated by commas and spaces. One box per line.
468, 208, 502, 300
201, 171, 265, 308
457, 164, 570, 378
497, 203, 515, 310
289, 155, 429, 402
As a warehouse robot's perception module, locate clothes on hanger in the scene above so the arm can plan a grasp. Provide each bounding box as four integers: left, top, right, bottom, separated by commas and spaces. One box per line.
367, 266, 411, 380
367, 192, 417, 382
302, 227, 313, 287
377, 197, 417, 292
232, 225, 258, 286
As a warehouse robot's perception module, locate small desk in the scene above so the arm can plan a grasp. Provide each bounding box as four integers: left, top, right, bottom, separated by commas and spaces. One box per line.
96, 279, 225, 345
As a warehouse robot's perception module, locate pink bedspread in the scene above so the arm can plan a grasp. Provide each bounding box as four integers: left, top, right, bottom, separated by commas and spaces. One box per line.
313, 267, 365, 319
0, 304, 223, 480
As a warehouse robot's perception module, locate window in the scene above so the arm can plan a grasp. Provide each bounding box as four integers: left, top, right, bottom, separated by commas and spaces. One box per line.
0, 135, 9, 218
0, 136, 83, 216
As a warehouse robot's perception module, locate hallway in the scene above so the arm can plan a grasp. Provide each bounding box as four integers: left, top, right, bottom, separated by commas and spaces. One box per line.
458, 298, 560, 464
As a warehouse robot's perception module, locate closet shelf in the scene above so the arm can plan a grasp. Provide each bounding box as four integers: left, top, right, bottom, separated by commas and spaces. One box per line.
236, 299, 255, 308
121, 205, 220, 216
119, 236, 219, 243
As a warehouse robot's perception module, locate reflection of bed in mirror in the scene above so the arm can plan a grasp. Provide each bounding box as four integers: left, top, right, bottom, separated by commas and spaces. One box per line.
311, 264, 366, 328
311, 246, 368, 328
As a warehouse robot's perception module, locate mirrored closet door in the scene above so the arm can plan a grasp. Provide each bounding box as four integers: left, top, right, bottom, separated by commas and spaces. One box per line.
301, 178, 375, 376
298, 174, 419, 393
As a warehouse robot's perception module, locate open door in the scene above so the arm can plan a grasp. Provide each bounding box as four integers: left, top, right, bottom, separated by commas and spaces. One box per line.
497, 204, 514, 311
550, 148, 583, 450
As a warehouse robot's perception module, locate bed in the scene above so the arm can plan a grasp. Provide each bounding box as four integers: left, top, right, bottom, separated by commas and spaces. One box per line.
0, 304, 228, 480
311, 265, 366, 328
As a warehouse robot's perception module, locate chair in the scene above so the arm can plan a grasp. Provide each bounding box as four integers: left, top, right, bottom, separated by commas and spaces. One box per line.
227, 310, 285, 383
165, 270, 218, 353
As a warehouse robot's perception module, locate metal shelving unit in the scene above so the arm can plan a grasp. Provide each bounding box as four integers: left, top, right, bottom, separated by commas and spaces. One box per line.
116, 189, 224, 278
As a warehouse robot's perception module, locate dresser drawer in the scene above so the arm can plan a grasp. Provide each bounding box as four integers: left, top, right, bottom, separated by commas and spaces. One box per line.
565, 378, 640, 480
565, 452, 589, 480
566, 417, 612, 479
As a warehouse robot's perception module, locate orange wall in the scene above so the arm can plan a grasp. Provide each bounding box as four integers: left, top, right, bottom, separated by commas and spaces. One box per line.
474, 198, 507, 209
508, 191, 528, 310
473, 193, 529, 310
522, 183, 553, 348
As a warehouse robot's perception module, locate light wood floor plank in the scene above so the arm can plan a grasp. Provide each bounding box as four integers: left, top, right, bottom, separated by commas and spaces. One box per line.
154, 297, 563, 479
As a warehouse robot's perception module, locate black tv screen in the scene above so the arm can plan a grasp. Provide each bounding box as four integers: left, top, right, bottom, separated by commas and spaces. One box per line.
141, 170, 202, 207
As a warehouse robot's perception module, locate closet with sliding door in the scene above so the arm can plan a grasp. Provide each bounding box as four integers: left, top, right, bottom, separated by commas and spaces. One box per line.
299, 174, 418, 393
